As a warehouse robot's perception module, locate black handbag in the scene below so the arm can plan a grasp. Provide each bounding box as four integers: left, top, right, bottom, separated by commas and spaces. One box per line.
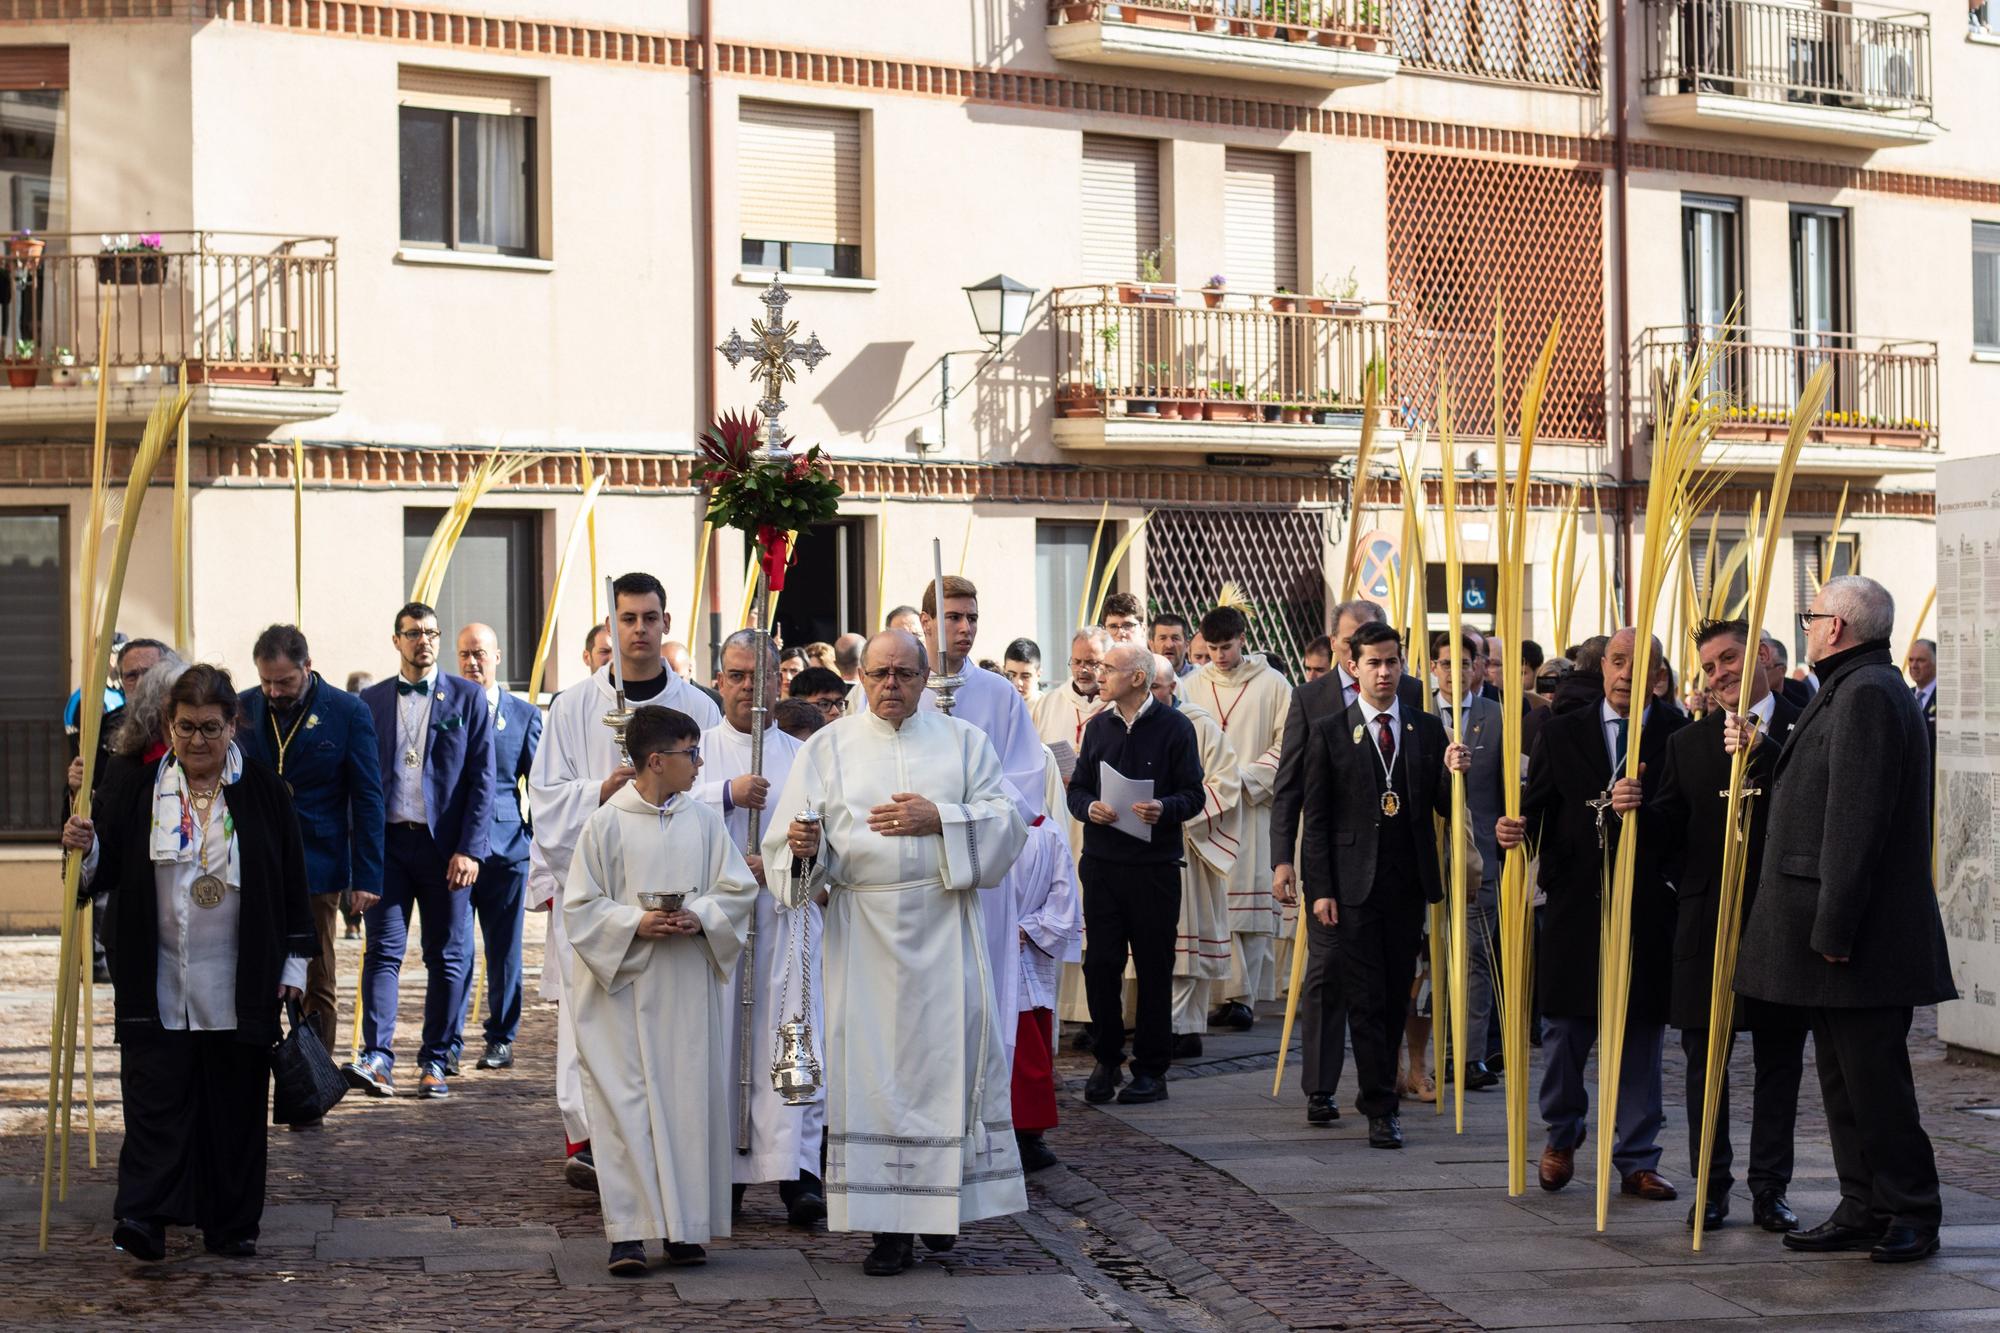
270, 998, 347, 1126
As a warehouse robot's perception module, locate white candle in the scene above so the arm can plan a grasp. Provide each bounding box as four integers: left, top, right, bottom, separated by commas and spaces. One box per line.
604, 574, 621, 695
931, 537, 947, 675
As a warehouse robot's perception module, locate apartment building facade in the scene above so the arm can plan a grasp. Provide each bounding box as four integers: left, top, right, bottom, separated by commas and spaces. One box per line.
0, 0, 1988, 860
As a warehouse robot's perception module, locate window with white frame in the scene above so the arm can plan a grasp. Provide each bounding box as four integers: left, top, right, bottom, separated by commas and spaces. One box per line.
739, 100, 863, 279
1976, 221, 2000, 352
398, 67, 538, 257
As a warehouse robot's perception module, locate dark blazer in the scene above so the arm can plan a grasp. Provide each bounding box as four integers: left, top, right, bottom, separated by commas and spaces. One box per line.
1779, 676, 1813, 710
237, 675, 385, 898
1518, 701, 1688, 1022
485, 688, 542, 866
1300, 701, 1451, 910
361, 674, 495, 862
91, 757, 315, 1047
1436, 690, 1506, 891
1270, 669, 1424, 870
1736, 645, 1955, 1010
1644, 695, 1798, 1031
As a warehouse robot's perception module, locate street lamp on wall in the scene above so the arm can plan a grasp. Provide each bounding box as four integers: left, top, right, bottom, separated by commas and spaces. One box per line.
917, 273, 1039, 458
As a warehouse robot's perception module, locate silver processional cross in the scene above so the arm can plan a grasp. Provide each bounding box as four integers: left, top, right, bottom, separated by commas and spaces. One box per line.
716, 274, 831, 466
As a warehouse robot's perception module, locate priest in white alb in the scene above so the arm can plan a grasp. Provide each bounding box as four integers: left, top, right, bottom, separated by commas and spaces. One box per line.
1177, 603, 1289, 1030
529, 571, 721, 1190
762, 630, 1029, 1278
695, 629, 826, 1228
564, 705, 759, 1276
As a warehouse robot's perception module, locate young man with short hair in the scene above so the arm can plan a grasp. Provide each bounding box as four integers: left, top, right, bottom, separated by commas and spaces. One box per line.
1100, 591, 1145, 646
1002, 638, 1043, 703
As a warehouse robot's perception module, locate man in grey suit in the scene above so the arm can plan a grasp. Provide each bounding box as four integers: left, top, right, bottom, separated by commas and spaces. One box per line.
1428, 631, 1504, 1089
1729, 576, 1954, 1264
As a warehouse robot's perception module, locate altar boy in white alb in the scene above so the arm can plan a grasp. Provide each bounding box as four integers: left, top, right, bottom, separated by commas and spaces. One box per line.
763, 630, 1029, 1278
696, 629, 827, 1228
565, 705, 759, 1277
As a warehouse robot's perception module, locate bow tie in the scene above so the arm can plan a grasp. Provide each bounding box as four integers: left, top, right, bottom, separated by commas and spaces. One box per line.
398, 678, 431, 697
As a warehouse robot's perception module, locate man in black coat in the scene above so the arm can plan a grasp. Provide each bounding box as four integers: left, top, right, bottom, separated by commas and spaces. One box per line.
1301, 623, 1470, 1150
1270, 599, 1424, 1127
1498, 628, 1689, 1201
1731, 577, 1955, 1263
1637, 619, 1805, 1233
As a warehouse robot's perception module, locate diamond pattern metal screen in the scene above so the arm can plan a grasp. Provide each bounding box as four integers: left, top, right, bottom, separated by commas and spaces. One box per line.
1394, 0, 1601, 90
1146, 507, 1329, 683
1386, 152, 1607, 444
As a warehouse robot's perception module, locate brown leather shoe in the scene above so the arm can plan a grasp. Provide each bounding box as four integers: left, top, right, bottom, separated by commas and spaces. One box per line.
1539, 1144, 1575, 1192
1621, 1169, 1679, 1201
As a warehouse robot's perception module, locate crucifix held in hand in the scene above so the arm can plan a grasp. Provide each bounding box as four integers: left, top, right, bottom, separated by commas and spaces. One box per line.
1586, 788, 1616, 850
1718, 786, 1763, 843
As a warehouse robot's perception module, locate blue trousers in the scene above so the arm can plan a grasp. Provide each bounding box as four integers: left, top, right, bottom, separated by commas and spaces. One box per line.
1539, 1014, 1666, 1177
456, 855, 527, 1050
362, 823, 474, 1070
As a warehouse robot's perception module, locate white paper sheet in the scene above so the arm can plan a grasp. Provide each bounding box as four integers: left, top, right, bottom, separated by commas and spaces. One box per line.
1048, 739, 1078, 782
1100, 762, 1155, 843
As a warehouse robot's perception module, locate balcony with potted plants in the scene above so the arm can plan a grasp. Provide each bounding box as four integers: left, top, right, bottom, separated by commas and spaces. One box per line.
1640, 0, 1937, 148
1051, 278, 1403, 458
1633, 325, 1939, 475
1046, 0, 1399, 90
0, 230, 342, 436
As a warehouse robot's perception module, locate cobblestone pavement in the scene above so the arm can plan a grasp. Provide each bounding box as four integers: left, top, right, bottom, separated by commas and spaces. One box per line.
5, 919, 2000, 1329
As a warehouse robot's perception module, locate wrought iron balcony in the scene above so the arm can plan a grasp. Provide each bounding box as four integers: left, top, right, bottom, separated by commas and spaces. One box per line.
1051, 282, 1401, 458
1046, 1, 1398, 89
1641, 0, 1936, 148
0, 230, 342, 433
1633, 325, 1938, 474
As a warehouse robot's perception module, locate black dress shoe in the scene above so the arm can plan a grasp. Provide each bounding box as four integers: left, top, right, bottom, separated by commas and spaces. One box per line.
1068, 1023, 1095, 1052
1214, 1001, 1255, 1031
1117, 1074, 1168, 1104
784, 1185, 828, 1228
665, 1242, 707, 1266
113, 1217, 166, 1262
1170, 1033, 1203, 1060
1487, 1052, 1505, 1073
1016, 1131, 1059, 1172
1083, 1061, 1121, 1103
203, 1235, 258, 1258
565, 1148, 599, 1193
1464, 1061, 1499, 1091
920, 1233, 956, 1253
863, 1232, 914, 1275
607, 1240, 648, 1275
1870, 1224, 1941, 1263
1783, 1217, 1886, 1252
1306, 1093, 1339, 1125
1753, 1191, 1799, 1232
476, 1041, 513, 1070
1687, 1200, 1729, 1231
1368, 1114, 1404, 1149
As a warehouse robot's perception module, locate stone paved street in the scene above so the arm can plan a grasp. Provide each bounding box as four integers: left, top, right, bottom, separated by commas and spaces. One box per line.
8, 919, 2000, 1329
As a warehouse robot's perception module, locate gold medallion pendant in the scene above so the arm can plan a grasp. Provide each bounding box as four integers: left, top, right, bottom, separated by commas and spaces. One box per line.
191, 874, 227, 909
1379, 790, 1402, 818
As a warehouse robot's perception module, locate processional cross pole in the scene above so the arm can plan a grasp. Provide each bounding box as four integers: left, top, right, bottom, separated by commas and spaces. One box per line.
715, 275, 831, 1152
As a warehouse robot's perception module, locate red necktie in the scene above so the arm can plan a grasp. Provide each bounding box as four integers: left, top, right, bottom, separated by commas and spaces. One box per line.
1376, 713, 1396, 770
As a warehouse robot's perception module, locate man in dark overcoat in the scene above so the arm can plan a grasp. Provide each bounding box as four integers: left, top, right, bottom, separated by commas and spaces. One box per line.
1732, 576, 1954, 1264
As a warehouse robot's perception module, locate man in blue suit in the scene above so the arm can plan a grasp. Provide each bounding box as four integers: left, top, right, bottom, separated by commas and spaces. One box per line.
448, 622, 542, 1074
347, 601, 495, 1101
240, 624, 386, 1063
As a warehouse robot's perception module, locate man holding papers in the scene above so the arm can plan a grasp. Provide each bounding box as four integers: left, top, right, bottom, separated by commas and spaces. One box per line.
1066, 642, 1207, 1107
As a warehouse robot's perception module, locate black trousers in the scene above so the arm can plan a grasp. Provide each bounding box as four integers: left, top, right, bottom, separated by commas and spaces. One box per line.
116, 1029, 270, 1243
1300, 915, 1348, 1098
1813, 1005, 1942, 1231
1081, 855, 1180, 1080
1680, 1016, 1809, 1203
1334, 889, 1425, 1118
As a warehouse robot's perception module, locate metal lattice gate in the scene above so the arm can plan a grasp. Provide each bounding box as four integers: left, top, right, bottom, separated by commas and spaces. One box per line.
1386, 151, 1607, 444
1146, 507, 1330, 683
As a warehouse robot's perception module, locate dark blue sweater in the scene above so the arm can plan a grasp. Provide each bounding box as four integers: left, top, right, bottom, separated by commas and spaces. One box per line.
1066, 699, 1206, 866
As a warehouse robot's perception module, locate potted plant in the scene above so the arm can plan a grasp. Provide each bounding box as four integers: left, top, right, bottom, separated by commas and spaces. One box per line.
1125, 3, 1193, 29
1061, 2, 1096, 21
50, 347, 79, 388
6, 339, 38, 388
1202, 274, 1227, 309
1193, 2, 1230, 32
188, 331, 280, 385
1312, 268, 1364, 316
1280, 403, 1307, 424
97, 233, 167, 286
1249, 0, 1281, 37
1120, 245, 1177, 304
1270, 285, 1298, 314
1351, 0, 1384, 48
1204, 380, 1256, 421
8, 230, 43, 261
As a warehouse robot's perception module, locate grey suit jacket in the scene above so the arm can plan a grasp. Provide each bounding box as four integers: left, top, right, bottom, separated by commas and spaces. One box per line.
1436, 690, 1506, 890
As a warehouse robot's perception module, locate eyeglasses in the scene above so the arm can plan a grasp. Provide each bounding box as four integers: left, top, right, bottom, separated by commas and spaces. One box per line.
656, 748, 702, 764
862, 667, 923, 684
1797, 612, 1835, 632
1068, 657, 1098, 670
398, 628, 442, 642
811, 697, 845, 716
172, 719, 229, 739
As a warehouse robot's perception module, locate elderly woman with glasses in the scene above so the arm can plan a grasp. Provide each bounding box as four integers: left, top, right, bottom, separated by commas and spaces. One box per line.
62, 663, 314, 1263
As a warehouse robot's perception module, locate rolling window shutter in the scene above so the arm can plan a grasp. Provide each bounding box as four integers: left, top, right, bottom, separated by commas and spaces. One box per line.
398, 66, 536, 117
739, 100, 862, 247
1080, 135, 1159, 283
0, 47, 67, 90
1224, 148, 1298, 293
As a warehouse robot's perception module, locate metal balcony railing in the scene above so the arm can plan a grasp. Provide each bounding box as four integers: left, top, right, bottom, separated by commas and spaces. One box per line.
1634, 324, 1938, 447
0, 230, 339, 388
1642, 0, 1932, 119
1053, 283, 1397, 424
1048, 0, 1393, 50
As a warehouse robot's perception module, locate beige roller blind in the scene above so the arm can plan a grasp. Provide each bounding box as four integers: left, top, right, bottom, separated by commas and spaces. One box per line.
739, 100, 862, 247
1080, 135, 1159, 283
1224, 148, 1298, 293
399, 66, 537, 117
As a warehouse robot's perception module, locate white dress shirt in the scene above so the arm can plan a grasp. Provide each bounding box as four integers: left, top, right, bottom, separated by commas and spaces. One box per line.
1356, 694, 1402, 769
1746, 690, 1776, 735
389, 674, 435, 824
1914, 680, 1936, 711
1600, 698, 1630, 771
